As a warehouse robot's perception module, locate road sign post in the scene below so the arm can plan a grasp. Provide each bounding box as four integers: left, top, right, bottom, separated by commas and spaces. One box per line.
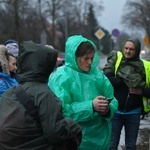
112, 29, 120, 50
95, 28, 105, 50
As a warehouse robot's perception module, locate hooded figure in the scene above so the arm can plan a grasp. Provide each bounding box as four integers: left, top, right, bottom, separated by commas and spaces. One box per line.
104, 38, 145, 88
103, 38, 150, 149
0, 41, 82, 150
48, 35, 118, 150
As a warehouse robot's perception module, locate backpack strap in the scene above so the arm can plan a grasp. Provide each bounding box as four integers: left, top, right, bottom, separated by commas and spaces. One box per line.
15, 85, 40, 122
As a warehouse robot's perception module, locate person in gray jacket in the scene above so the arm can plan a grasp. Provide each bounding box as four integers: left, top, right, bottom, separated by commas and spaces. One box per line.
0, 41, 82, 150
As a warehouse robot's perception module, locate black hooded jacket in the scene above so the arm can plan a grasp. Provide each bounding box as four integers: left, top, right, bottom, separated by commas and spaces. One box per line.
0, 41, 82, 150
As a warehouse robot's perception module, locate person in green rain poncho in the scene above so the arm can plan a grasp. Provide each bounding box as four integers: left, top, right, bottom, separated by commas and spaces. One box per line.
48, 35, 118, 150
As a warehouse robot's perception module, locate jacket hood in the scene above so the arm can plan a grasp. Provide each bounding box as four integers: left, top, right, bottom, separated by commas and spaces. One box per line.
122, 38, 141, 60
0, 45, 10, 74
65, 35, 99, 72
17, 41, 58, 83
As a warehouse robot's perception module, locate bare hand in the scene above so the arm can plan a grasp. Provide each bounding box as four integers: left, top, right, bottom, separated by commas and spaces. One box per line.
92, 96, 109, 115
129, 87, 143, 95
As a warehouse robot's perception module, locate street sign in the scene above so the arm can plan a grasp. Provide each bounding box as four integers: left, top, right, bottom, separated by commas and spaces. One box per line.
144, 35, 149, 46
95, 29, 105, 40
112, 29, 120, 37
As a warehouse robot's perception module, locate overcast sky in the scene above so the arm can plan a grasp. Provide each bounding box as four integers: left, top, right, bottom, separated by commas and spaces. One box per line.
99, 0, 127, 34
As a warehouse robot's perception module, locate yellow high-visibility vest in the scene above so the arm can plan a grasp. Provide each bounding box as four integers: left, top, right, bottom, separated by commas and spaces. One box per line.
115, 51, 150, 113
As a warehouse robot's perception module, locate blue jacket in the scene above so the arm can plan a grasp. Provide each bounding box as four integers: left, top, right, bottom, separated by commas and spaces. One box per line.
0, 72, 18, 97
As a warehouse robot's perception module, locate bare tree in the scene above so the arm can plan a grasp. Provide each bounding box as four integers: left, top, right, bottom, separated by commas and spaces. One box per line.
122, 0, 150, 44
117, 32, 130, 49
0, 0, 30, 41
0, 0, 104, 50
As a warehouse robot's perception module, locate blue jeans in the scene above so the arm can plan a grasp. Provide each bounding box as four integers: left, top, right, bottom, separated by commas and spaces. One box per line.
109, 113, 141, 150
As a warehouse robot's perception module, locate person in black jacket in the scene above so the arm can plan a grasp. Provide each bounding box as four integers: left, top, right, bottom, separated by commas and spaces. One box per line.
103, 38, 150, 150
0, 41, 82, 150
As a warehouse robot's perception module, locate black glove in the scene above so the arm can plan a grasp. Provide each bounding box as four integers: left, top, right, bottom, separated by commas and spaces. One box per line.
66, 131, 82, 150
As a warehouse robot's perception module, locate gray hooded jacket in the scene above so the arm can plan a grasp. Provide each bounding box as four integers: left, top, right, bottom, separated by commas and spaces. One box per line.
0, 41, 82, 150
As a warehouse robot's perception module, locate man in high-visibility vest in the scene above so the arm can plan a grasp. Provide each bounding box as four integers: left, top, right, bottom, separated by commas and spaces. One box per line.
103, 38, 150, 150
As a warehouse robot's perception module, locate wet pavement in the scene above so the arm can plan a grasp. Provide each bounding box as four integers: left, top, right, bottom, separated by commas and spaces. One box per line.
137, 114, 150, 150
119, 113, 150, 150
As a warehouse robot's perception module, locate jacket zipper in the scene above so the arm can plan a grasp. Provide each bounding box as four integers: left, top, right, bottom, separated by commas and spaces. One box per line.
122, 93, 130, 114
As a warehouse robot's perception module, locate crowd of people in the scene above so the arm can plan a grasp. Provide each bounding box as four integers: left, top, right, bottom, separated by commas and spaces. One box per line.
0, 36, 149, 150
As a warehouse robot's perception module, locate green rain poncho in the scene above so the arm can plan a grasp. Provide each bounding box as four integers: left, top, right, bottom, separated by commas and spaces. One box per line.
48, 35, 118, 150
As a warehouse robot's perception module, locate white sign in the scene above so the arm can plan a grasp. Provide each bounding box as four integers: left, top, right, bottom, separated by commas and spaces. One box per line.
95, 29, 105, 40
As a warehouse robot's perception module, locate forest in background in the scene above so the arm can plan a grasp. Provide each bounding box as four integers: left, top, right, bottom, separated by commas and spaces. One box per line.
0, 0, 149, 54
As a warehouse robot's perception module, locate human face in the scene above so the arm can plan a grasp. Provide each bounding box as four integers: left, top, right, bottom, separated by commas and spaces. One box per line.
8, 55, 17, 73
76, 51, 94, 72
123, 41, 136, 59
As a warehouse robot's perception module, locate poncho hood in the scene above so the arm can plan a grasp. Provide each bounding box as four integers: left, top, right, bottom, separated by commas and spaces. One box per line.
17, 41, 58, 83
65, 35, 99, 72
